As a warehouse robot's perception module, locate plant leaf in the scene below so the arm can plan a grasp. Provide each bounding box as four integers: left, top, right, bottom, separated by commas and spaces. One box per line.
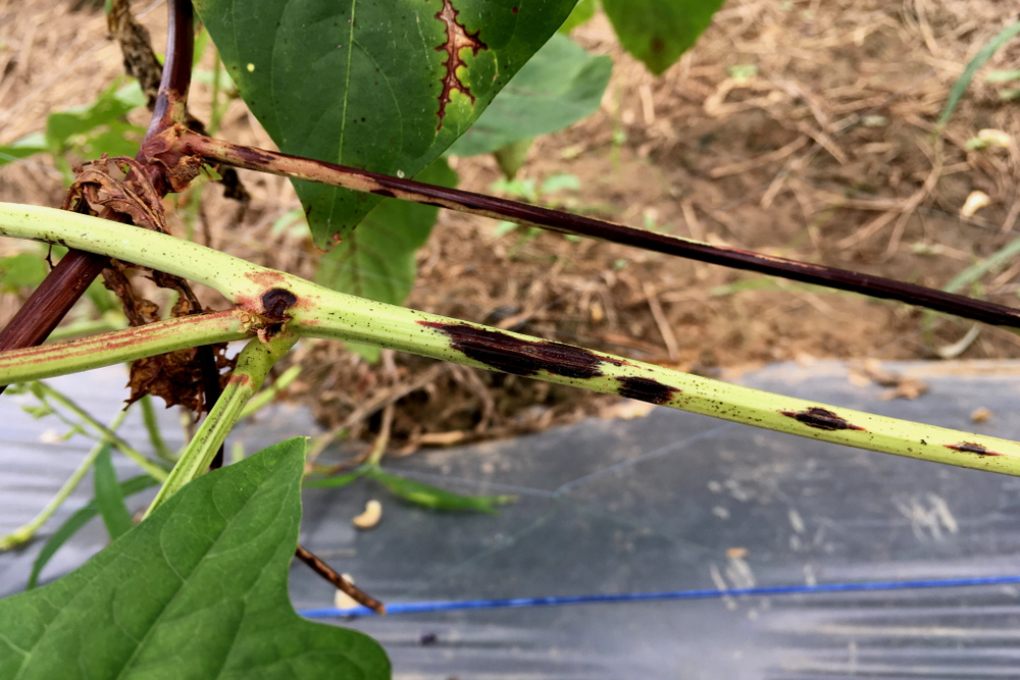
364, 468, 515, 514
45, 82, 144, 149
448, 33, 612, 157
27, 475, 160, 590
559, 0, 598, 34
1, 438, 389, 680
316, 157, 457, 361
303, 469, 364, 489
937, 20, 1020, 130
493, 138, 533, 179
92, 444, 134, 541
601, 0, 725, 75
195, 0, 579, 249
0, 132, 48, 167
0, 252, 48, 292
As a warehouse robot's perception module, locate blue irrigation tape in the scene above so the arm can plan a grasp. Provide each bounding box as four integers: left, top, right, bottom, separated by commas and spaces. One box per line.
298, 574, 1020, 619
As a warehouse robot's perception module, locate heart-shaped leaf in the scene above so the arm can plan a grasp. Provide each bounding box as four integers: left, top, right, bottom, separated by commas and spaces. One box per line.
196, 0, 580, 249
28, 474, 160, 589
0, 438, 389, 680
602, 0, 725, 75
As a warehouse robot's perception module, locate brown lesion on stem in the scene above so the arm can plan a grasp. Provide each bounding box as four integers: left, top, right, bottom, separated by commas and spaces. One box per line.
294, 544, 386, 614
257, 288, 299, 342
780, 406, 866, 432
173, 129, 1020, 333
432, 0, 487, 128
616, 377, 679, 405
419, 320, 613, 380
945, 442, 1003, 457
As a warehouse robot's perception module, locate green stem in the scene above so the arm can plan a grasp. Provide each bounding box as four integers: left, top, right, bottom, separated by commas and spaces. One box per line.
238, 364, 301, 420
298, 303, 1020, 475
0, 309, 252, 385
4, 205, 1019, 478
0, 204, 262, 301
209, 48, 224, 136
46, 314, 125, 342
140, 394, 176, 463
0, 409, 129, 552
145, 332, 298, 516
35, 383, 168, 481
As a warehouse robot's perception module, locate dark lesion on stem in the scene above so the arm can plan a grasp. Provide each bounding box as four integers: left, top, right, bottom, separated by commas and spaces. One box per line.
780, 406, 865, 432
294, 544, 386, 614
175, 129, 1020, 333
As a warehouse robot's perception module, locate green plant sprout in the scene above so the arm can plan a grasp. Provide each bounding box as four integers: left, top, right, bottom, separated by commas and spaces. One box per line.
1, 1, 1019, 677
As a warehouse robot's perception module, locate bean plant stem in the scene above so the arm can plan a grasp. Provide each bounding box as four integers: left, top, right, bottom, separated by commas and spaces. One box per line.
0, 0, 197, 389
209, 49, 225, 136
0, 410, 129, 552
35, 382, 168, 481
145, 333, 297, 516
3, 204, 1019, 479
177, 130, 1020, 331
140, 395, 177, 463
0, 309, 251, 385
237, 365, 301, 420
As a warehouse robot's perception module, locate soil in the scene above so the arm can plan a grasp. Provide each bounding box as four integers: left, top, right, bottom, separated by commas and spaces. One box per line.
1, 0, 1019, 454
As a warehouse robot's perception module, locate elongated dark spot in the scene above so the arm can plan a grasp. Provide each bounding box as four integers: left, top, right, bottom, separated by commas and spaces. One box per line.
262, 287, 298, 322
617, 377, 678, 405
233, 145, 276, 167
421, 321, 604, 379
945, 442, 1001, 456
780, 407, 865, 431
370, 189, 397, 198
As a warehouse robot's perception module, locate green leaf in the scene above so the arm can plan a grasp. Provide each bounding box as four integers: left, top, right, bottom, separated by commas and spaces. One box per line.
45, 82, 143, 149
559, 0, 598, 34
364, 468, 515, 513
92, 444, 134, 541
944, 237, 1020, 295
303, 469, 365, 489
601, 0, 725, 75
193, 25, 211, 64
27, 475, 159, 589
0, 252, 47, 292
86, 275, 121, 315
316, 157, 457, 362
937, 21, 1020, 130
493, 138, 533, 179
196, 0, 578, 249
85, 123, 145, 158
448, 33, 612, 157
541, 173, 581, 194
1, 439, 389, 679
0, 132, 47, 167
987, 69, 1020, 83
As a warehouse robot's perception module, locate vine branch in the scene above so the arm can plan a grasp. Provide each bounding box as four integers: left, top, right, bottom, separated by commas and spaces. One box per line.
294, 545, 386, 614
0, 0, 196, 362
3, 204, 1019, 479
175, 130, 1020, 332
